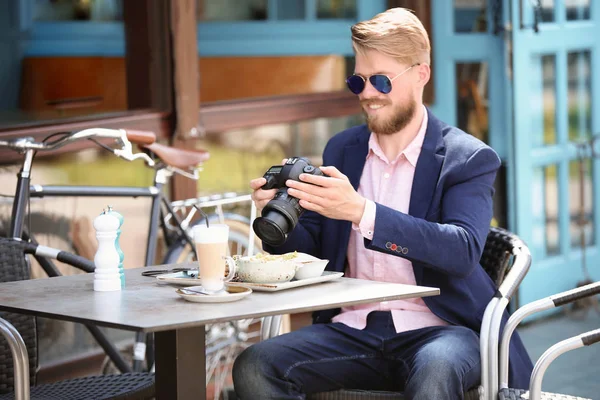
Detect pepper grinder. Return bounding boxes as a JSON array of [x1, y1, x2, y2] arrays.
[[106, 205, 125, 288], [93, 209, 121, 292]]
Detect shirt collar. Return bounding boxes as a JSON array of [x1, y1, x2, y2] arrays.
[[366, 105, 428, 167]]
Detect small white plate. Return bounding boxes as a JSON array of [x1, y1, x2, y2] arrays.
[[176, 285, 252, 303]]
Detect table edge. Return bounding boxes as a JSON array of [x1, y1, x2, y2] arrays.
[[0, 287, 440, 332]]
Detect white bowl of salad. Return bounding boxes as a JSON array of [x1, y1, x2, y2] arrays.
[[234, 252, 300, 283]]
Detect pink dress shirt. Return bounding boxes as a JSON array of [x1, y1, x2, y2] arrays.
[[332, 106, 449, 332]]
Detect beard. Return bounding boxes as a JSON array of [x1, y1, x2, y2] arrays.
[[362, 97, 417, 136]]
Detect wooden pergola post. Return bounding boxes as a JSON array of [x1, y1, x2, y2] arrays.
[[123, 0, 200, 201], [169, 0, 202, 201], [123, 0, 173, 112]]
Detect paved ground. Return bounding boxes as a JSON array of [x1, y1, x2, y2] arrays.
[[518, 310, 600, 399]]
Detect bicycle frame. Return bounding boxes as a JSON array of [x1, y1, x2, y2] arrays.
[[9, 149, 197, 265]]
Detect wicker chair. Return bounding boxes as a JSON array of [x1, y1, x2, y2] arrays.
[[303, 226, 529, 400], [301, 227, 600, 400], [0, 238, 155, 400]]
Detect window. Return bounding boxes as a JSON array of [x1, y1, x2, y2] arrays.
[[196, 0, 358, 21], [454, 0, 487, 33], [33, 0, 124, 21]]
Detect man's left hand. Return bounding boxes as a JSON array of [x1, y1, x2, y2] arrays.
[[286, 166, 366, 225]]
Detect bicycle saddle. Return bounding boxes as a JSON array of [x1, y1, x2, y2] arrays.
[[141, 142, 210, 169]]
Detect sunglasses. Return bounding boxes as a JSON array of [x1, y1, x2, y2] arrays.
[[346, 63, 420, 95]]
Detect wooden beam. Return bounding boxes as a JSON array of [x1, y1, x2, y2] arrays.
[[0, 111, 170, 165], [199, 90, 361, 133], [0, 83, 364, 160], [0, 89, 362, 165]]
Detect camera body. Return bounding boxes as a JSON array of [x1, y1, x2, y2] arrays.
[[252, 157, 324, 246]]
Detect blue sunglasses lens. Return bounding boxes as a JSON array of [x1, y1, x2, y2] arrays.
[[346, 75, 365, 95], [346, 75, 393, 95], [370, 75, 392, 94]]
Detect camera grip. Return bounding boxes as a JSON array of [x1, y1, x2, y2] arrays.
[[262, 175, 278, 190]]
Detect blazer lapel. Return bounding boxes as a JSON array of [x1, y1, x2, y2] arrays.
[[343, 127, 370, 190], [337, 126, 370, 264], [409, 110, 446, 284], [408, 109, 445, 220]]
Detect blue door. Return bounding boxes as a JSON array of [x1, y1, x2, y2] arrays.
[[510, 0, 600, 307]]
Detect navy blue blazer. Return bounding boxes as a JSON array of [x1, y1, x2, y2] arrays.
[[264, 109, 534, 389]]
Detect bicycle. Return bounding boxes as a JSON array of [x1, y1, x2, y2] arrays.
[[0, 128, 263, 399]]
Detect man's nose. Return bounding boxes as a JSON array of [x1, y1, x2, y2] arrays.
[[359, 78, 380, 98]]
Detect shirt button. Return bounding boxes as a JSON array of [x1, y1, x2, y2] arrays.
[[384, 173, 390, 179], [367, 230, 373, 236]]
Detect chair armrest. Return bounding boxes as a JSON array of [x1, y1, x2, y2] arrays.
[[499, 281, 600, 389], [497, 243, 531, 299], [481, 243, 532, 400], [0, 317, 30, 400], [529, 328, 600, 400], [480, 296, 501, 400]]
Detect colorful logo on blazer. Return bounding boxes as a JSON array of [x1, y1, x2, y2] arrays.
[[385, 242, 408, 254]]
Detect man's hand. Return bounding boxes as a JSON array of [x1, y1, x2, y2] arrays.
[[250, 159, 286, 213], [286, 166, 366, 224], [250, 177, 276, 214]]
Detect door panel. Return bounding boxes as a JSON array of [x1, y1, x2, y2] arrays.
[[511, 0, 600, 307]]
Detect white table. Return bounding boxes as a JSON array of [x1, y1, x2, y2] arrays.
[[0, 267, 439, 399]]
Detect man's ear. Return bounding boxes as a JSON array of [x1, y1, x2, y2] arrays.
[[417, 63, 431, 88]]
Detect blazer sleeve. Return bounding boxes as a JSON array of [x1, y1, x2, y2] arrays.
[[262, 208, 323, 256], [364, 145, 501, 278]]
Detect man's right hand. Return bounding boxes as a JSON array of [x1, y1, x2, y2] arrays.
[[250, 177, 277, 214], [250, 159, 286, 214]]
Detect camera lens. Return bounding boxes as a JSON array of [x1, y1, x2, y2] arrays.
[[253, 163, 314, 246], [253, 211, 290, 246]]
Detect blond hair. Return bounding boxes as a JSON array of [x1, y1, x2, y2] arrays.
[[351, 8, 431, 66]]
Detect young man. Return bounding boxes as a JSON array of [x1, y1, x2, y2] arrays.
[[233, 8, 533, 399]]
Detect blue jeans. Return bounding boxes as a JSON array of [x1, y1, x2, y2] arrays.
[[232, 311, 480, 400]]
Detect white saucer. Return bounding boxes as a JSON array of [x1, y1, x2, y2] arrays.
[[176, 285, 252, 303]]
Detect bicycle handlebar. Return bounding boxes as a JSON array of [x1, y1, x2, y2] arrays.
[[0, 128, 203, 180], [0, 128, 157, 166]]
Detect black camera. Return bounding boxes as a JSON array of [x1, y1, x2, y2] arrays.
[[252, 157, 324, 246]]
